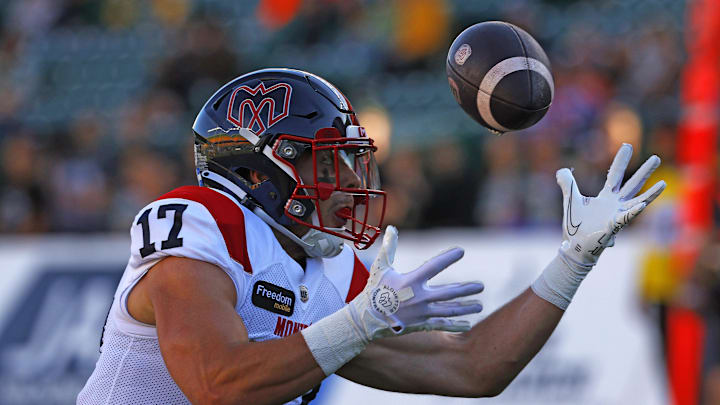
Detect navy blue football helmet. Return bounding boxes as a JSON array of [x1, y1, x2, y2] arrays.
[[193, 68, 385, 255]]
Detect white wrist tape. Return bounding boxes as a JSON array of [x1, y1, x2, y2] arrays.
[[300, 306, 368, 375], [531, 251, 593, 310]]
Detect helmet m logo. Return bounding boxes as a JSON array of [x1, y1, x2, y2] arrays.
[[227, 82, 293, 135]]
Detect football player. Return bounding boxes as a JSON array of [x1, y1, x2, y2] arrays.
[[78, 68, 666, 405]]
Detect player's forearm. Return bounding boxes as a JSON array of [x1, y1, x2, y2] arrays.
[[337, 331, 482, 396], [163, 333, 325, 405], [461, 287, 562, 395], [335, 289, 561, 398]]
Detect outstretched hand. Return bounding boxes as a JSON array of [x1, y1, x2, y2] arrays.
[[349, 226, 484, 340], [557, 143, 666, 266]]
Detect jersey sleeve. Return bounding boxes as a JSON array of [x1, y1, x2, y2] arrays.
[[127, 191, 249, 299]]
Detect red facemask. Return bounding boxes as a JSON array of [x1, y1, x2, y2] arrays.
[[271, 127, 386, 249]]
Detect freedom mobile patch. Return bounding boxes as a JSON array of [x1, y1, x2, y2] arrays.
[[252, 281, 295, 316]]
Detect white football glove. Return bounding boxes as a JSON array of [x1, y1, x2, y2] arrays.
[[347, 225, 485, 339], [302, 226, 484, 375], [558, 143, 666, 266], [532, 143, 666, 309]]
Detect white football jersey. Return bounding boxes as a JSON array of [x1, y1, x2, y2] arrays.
[[78, 186, 369, 405]]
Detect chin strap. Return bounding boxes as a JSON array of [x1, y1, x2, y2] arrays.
[[252, 209, 344, 258], [199, 170, 344, 258], [302, 211, 345, 257]]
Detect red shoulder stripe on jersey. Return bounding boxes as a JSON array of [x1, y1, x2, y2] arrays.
[[346, 253, 369, 303], [157, 186, 253, 274]]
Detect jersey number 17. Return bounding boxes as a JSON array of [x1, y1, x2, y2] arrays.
[[136, 204, 188, 258]]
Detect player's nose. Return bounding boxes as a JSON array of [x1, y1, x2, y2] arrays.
[[338, 160, 361, 189]]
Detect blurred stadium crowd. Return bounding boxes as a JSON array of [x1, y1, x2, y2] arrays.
[[0, 0, 684, 233], [2, 0, 720, 402]]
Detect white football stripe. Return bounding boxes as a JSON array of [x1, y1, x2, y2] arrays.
[[476, 57, 554, 132]]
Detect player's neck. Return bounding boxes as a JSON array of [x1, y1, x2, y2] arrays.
[[271, 228, 308, 271]]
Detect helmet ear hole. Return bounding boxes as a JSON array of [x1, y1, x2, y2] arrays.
[[247, 169, 270, 185], [233, 167, 251, 183]]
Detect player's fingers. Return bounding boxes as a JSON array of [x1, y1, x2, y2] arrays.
[[425, 281, 484, 301], [371, 225, 398, 274], [613, 202, 647, 232], [556, 168, 583, 202], [425, 318, 472, 333], [408, 247, 464, 283], [604, 143, 633, 192], [427, 300, 483, 317], [619, 155, 661, 199], [621, 180, 666, 209]]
